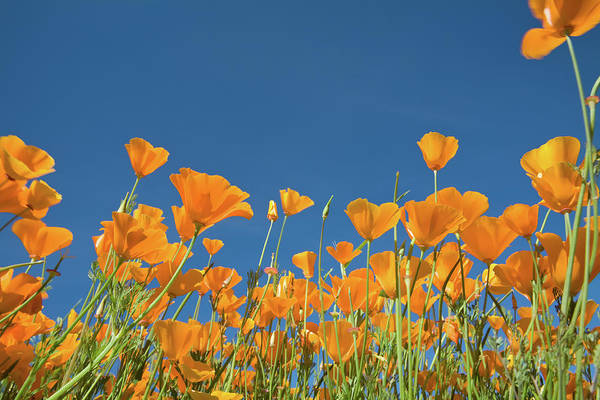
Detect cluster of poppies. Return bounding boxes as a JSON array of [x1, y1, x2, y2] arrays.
[[1, 1, 600, 398]]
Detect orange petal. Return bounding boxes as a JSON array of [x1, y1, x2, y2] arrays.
[[521, 28, 566, 59]]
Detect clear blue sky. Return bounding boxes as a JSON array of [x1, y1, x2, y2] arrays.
[[1, 1, 599, 318]]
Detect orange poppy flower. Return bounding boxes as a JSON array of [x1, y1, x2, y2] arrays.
[[319, 319, 366, 364], [14, 180, 62, 219], [132, 204, 168, 231], [171, 205, 197, 242], [263, 296, 297, 319], [335, 272, 380, 314], [537, 228, 600, 295], [154, 319, 195, 360], [400, 200, 464, 250], [155, 264, 205, 298], [0, 270, 44, 315], [488, 251, 537, 299], [12, 219, 73, 260], [203, 266, 242, 296], [520, 136, 580, 178], [180, 354, 215, 383], [326, 241, 362, 265], [369, 251, 431, 299], [345, 198, 402, 241], [100, 212, 168, 262], [267, 200, 278, 221], [214, 289, 247, 315], [170, 168, 253, 229], [203, 238, 224, 256], [417, 132, 459, 171], [0, 135, 55, 181], [461, 216, 518, 264], [522, 0, 600, 59], [428, 242, 473, 293], [292, 251, 316, 279], [424, 187, 488, 231], [279, 188, 314, 216], [124, 138, 169, 178], [501, 203, 539, 238], [530, 162, 584, 214]]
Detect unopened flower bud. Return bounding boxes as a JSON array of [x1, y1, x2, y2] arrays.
[[322, 195, 333, 220], [267, 200, 278, 222], [95, 295, 108, 319]]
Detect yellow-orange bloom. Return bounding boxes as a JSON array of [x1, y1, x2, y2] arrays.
[[12, 219, 73, 260], [520, 136, 580, 178], [400, 200, 464, 249], [488, 251, 537, 299], [326, 241, 362, 265], [537, 228, 600, 295], [0, 135, 55, 181], [501, 204, 539, 238], [100, 212, 168, 262], [18, 180, 62, 219], [279, 188, 314, 216], [370, 251, 431, 298], [425, 187, 488, 231], [202, 238, 224, 256], [124, 138, 169, 178], [461, 216, 517, 264], [170, 168, 253, 229], [292, 250, 316, 279], [522, 0, 600, 59], [267, 200, 278, 221], [417, 132, 459, 171], [319, 319, 367, 364], [154, 319, 195, 360], [345, 198, 402, 241], [531, 162, 584, 214], [171, 205, 197, 242]]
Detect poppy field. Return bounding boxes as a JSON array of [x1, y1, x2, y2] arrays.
[[2, 2, 600, 400]]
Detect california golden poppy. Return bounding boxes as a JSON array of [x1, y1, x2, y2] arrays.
[[530, 162, 584, 214], [100, 212, 168, 262], [345, 198, 402, 241], [132, 204, 168, 232], [292, 251, 316, 279], [326, 241, 362, 265], [0, 135, 55, 181], [400, 200, 464, 249], [279, 188, 314, 216], [170, 168, 253, 229], [461, 216, 518, 264], [124, 138, 169, 178], [369, 251, 431, 298], [520, 136, 580, 178], [0, 270, 43, 315], [501, 203, 539, 238], [522, 0, 600, 59], [12, 219, 73, 260], [202, 238, 224, 256], [488, 251, 536, 299], [424, 187, 488, 231], [154, 319, 195, 360], [417, 132, 459, 171], [319, 319, 366, 364], [171, 205, 197, 242], [203, 266, 242, 295], [537, 228, 600, 295], [18, 180, 62, 219]]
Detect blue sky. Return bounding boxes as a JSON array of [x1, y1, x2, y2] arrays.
[[1, 1, 599, 318]]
